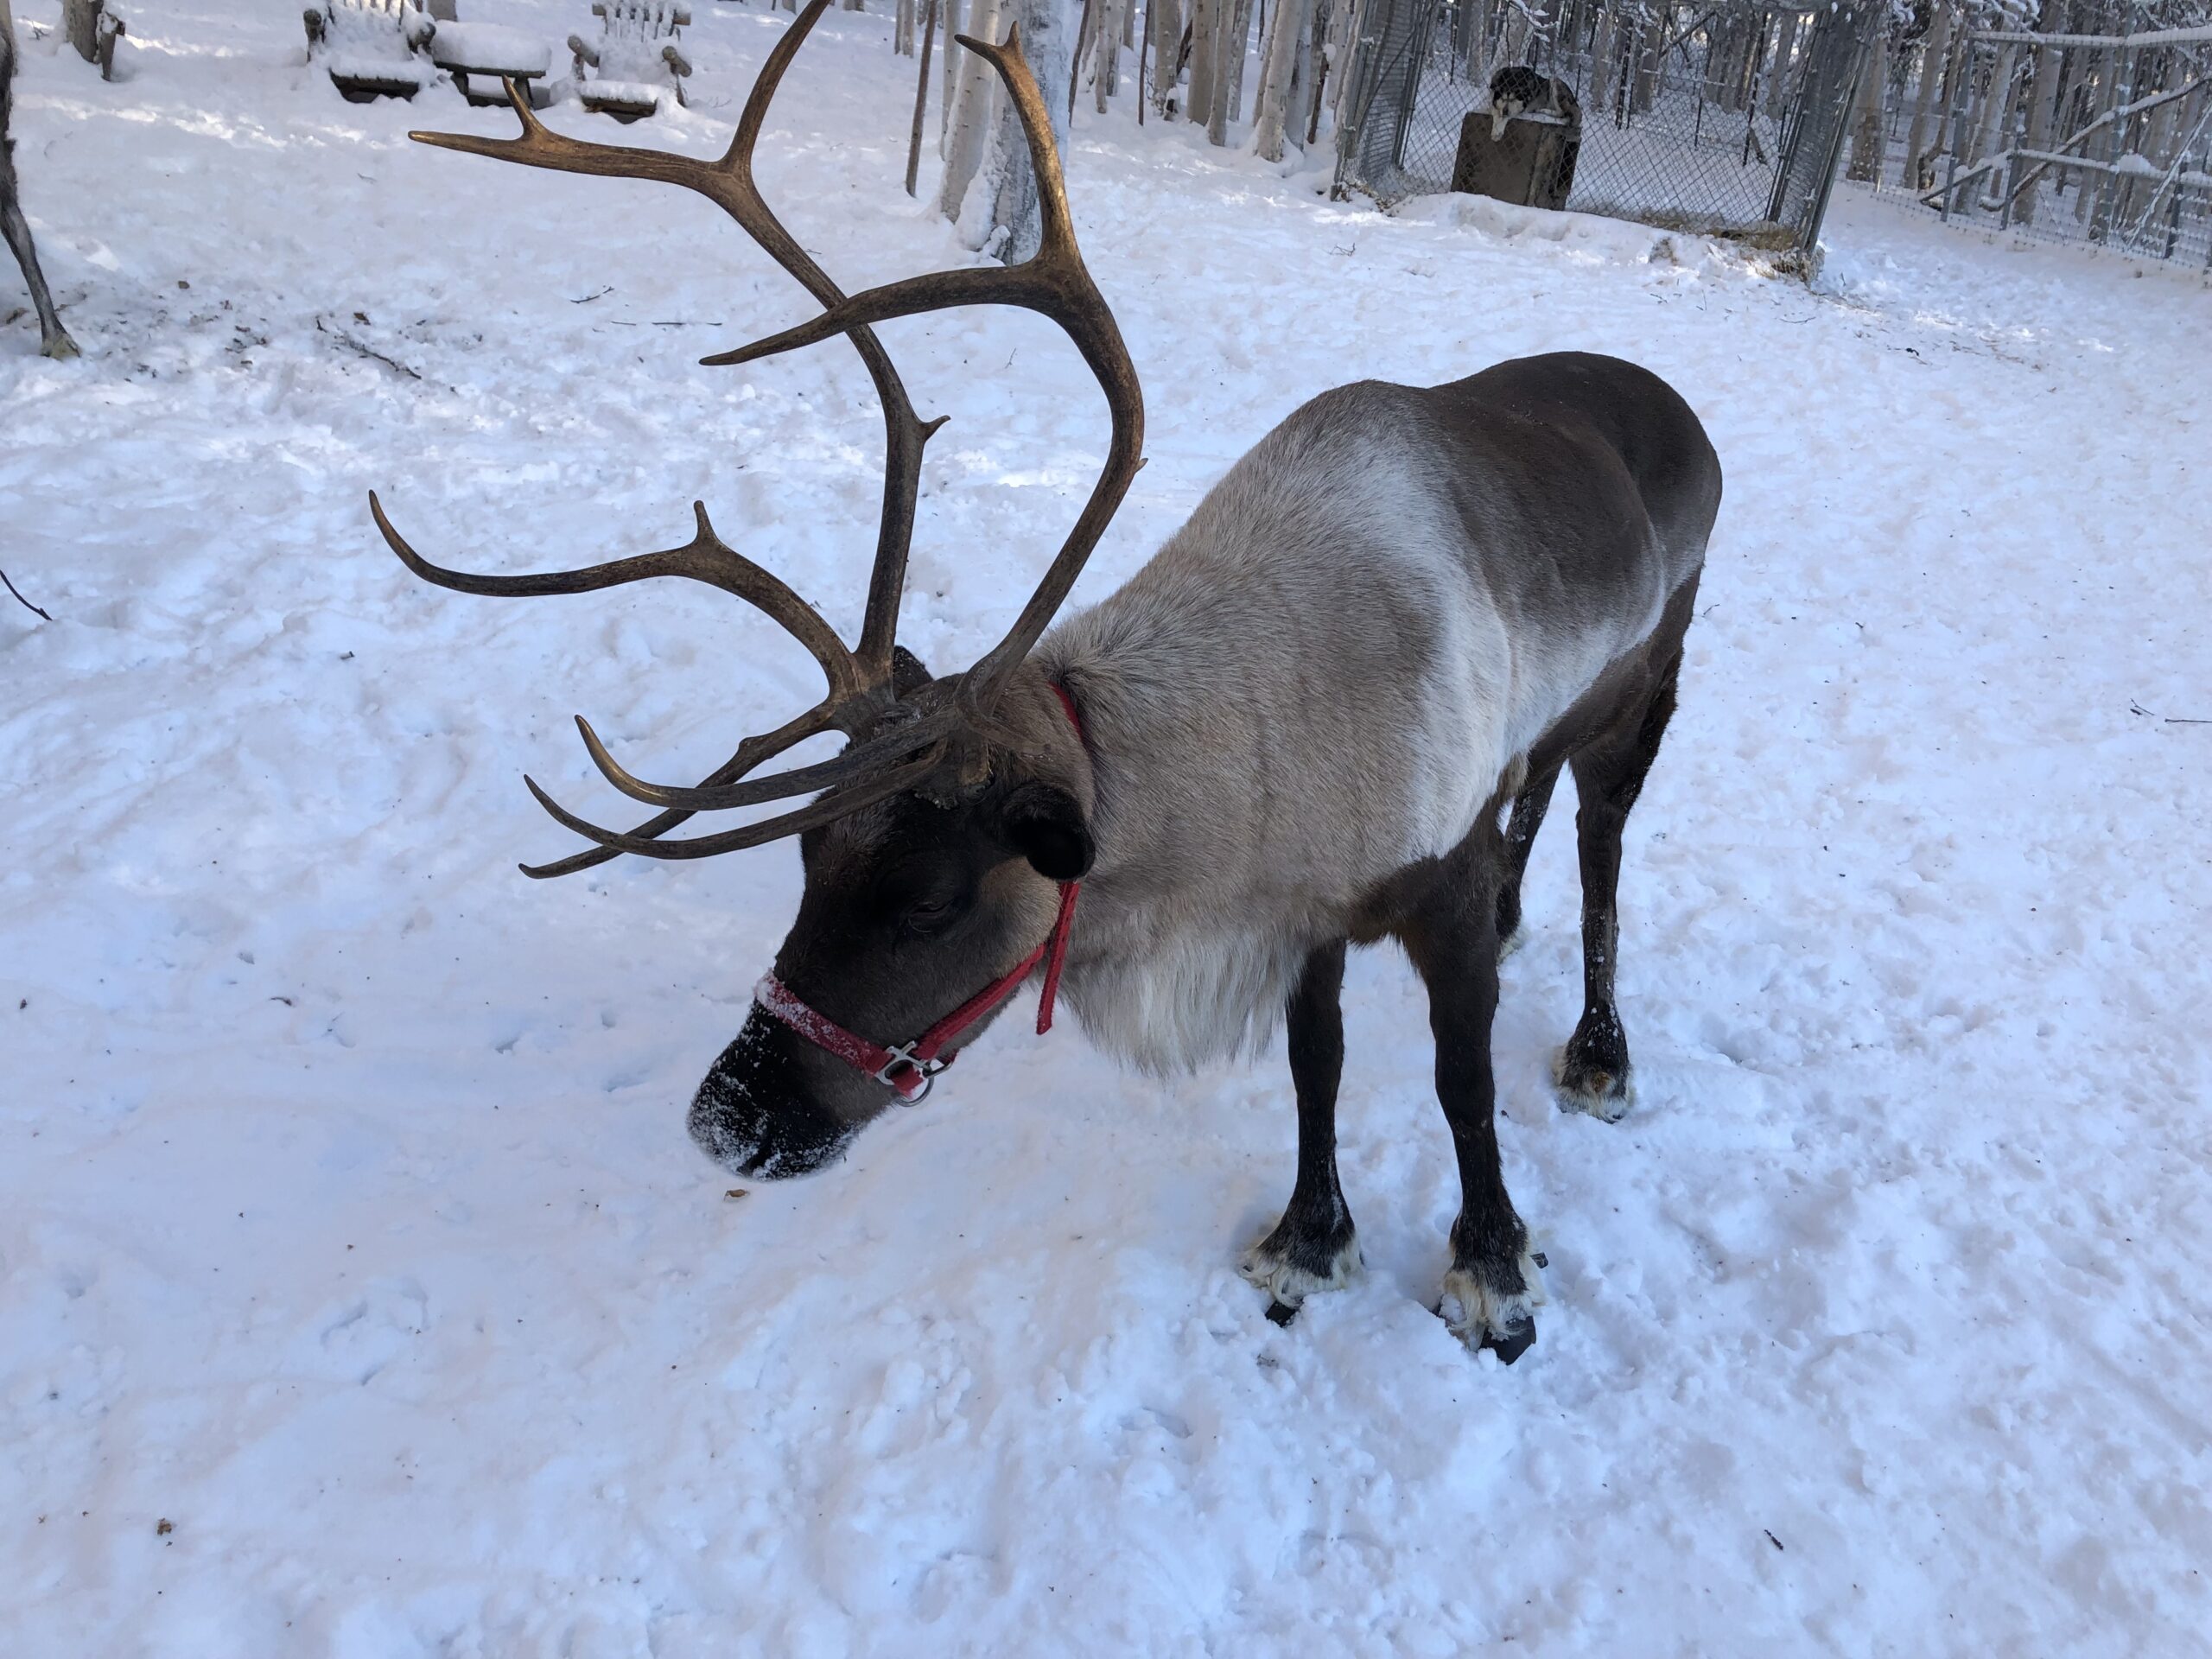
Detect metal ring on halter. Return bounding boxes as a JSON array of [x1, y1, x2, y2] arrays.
[[874, 1043, 948, 1103]]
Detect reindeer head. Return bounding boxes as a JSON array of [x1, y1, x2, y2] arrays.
[[373, 3, 1141, 1179]]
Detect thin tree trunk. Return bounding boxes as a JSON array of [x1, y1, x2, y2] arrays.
[[2015, 2, 2066, 226], [1846, 24, 1887, 182], [1188, 0, 1218, 120], [1903, 5, 1955, 189], [1287, 0, 1322, 144], [976, 0, 1073, 259], [1207, 0, 1253, 144], [1586, 3, 1616, 113], [1967, 44, 2019, 169], [907, 0, 941, 193], [1070, 0, 1098, 118], [1764, 7, 1798, 119], [1252, 0, 1313, 159], [939, 0, 1004, 218], [1148, 0, 1181, 115], [939, 0, 966, 151], [1096, 0, 1124, 110]]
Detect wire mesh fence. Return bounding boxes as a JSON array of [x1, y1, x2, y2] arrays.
[[1335, 0, 1878, 257], [1842, 7, 2212, 272]]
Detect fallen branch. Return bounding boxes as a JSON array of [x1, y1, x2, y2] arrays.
[[315, 315, 423, 381], [3, 568, 53, 621]]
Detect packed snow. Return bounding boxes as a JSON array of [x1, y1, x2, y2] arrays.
[[4, 3, 2210, 1655]]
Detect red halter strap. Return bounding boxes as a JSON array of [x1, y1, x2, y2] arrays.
[[751, 684, 1086, 1104]]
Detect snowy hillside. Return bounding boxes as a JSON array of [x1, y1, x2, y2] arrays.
[[4, 3, 2210, 1655]]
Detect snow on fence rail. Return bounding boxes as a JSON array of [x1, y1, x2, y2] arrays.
[[1841, 3, 2212, 272]]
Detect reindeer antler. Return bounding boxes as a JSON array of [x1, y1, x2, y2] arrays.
[[374, 0, 1142, 875]]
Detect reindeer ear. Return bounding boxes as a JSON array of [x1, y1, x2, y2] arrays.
[[998, 780, 1094, 882], [890, 646, 934, 697]]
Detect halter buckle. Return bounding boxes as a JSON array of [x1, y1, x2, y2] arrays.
[[874, 1042, 948, 1104]]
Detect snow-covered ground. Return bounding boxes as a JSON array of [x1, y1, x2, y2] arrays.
[[5, 4, 2210, 1654]]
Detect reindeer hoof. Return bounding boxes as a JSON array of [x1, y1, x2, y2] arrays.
[[1482, 1314, 1538, 1364], [1240, 1223, 1361, 1310], [1439, 1253, 1547, 1359], [1553, 1046, 1634, 1122]]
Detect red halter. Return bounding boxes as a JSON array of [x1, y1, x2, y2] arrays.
[[750, 684, 1086, 1104]]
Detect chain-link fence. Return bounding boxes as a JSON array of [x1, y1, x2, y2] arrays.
[[1335, 1, 1878, 257], [1843, 7, 2212, 271]]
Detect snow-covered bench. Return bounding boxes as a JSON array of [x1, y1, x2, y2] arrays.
[[429, 19, 554, 108], [302, 0, 436, 102], [569, 2, 691, 123]]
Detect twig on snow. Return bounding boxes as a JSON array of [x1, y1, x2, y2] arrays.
[[2130, 700, 2209, 725], [315, 315, 423, 381], [2, 568, 53, 621]]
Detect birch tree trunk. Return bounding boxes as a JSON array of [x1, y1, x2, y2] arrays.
[[1967, 45, 2018, 169], [939, 0, 966, 149], [1764, 8, 1798, 118], [1206, 0, 1254, 144], [1147, 0, 1182, 112], [939, 0, 1004, 216], [1287, 0, 1322, 143], [1094, 0, 1123, 109], [2015, 2, 2065, 225], [897, 0, 916, 53], [1461, 0, 1492, 83], [1251, 0, 1313, 158], [1845, 25, 1887, 183], [1188, 0, 1219, 121], [1903, 5, 1954, 189], [969, 0, 1074, 260]]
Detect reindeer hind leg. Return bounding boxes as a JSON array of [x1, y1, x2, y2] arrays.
[[1554, 651, 1681, 1121], [1495, 760, 1561, 960], [0, 138, 79, 359]]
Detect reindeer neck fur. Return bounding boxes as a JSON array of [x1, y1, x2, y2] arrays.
[[1030, 357, 1717, 1076]]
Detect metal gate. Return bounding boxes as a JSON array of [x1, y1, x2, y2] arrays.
[[1335, 0, 1878, 259]]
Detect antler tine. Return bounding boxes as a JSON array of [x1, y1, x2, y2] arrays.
[[699, 24, 1146, 712], [372, 492, 864, 705], [386, 1, 950, 876], [408, 1, 940, 691], [517, 705, 834, 880], [523, 753, 943, 861], [575, 706, 958, 811]]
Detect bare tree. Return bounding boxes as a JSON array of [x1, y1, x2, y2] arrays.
[[950, 0, 1074, 260], [1188, 0, 1219, 120], [1091, 0, 1124, 111], [1252, 0, 1315, 159], [939, 0, 966, 148], [940, 0, 1005, 213], [1, 0, 79, 358], [1846, 17, 1889, 183], [1148, 0, 1183, 115], [1903, 4, 1956, 188], [1205, 0, 1254, 144]]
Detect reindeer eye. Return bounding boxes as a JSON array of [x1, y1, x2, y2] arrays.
[[904, 893, 962, 934]]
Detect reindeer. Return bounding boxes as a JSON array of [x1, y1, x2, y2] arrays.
[[1, 0, 79, 359], [373, 2, 1721, 1361]]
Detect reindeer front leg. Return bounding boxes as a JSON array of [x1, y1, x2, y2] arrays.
[[1404, 845, 1545, 1362], [1241, 939, 1361, 1321]]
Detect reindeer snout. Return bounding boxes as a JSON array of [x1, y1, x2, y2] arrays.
[[688, 1010, 859, 1181]]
